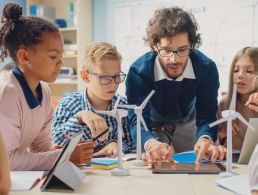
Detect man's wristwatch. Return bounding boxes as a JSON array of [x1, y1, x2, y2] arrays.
[[200, 136, 214, 144]]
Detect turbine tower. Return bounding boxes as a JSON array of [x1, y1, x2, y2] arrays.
[[96, 96, 130, 176]]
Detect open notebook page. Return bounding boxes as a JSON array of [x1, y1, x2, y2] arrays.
[[11, 171, 44, 191]]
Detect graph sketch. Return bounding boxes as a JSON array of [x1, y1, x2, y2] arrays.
[[114, 0, 258, 96]]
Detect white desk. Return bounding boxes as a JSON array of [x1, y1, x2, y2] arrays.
[[10, 163, 248, 195]]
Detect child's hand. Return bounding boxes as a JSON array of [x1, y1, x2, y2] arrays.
[[246, 92, 258, 112], [232, 122, 240, 135], [50, 144, 63, 151], [94, 142, 118, 156], [70, 141, 94, 164], [77, 111, 108, 141]]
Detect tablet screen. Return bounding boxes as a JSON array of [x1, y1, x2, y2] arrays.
[[152, 162, 225, 174]]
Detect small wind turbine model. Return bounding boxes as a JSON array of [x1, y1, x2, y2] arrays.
[[95, 96, 130, 176], [209, 84, 254, 177], [119, 90, 155, 166], [96, 96, 130, 176]]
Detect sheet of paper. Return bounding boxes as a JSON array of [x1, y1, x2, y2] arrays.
[[11, 171, 44, 191], [215, 174, 251, 195]]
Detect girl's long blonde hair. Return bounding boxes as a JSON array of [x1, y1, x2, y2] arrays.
[[226, 47, 258, 108]]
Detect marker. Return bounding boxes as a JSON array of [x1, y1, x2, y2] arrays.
[[92, 128, 111, 142]]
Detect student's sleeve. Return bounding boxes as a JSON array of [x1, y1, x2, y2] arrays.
[[125, 67, 155, 151], [52, 97, 92, 146], [0, 87, 60, 171], [249, 145, 258, 192], [195, 62, 219, 142], [30, 99, 54, 152], [121, 116, 135, 153]]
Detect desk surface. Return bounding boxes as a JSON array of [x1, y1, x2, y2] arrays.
[[10, 163, 248, 195]]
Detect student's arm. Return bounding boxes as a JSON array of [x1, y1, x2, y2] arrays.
[[9, 149, 60, 171], [0, 87, 60, 171], [30, 102, 54, 152], [252, 191, 258, 195], [0, 133, 11, 195], [52, 96, 92, 146]]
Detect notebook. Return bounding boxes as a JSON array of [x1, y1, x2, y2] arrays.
[[91, 158, 118, 170], [11, 171, 44, 191], [215, 174, 250, 195], [237, 118, 258, 164]]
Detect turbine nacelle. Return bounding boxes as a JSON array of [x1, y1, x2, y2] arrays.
[[221, 110, 237, 119]]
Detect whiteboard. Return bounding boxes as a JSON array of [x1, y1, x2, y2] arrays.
[[114, 0, 258, 97]]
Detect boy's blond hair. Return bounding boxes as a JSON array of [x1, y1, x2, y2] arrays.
[[83, 42, 122, 70]]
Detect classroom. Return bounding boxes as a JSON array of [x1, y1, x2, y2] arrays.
[[0, 0, 258, 195]]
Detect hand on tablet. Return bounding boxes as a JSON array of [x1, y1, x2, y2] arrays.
[[143, 140, 174, 165], [194, 138, 226, 163], [70, 141, 94, 164], [94, 142, 118, 156]]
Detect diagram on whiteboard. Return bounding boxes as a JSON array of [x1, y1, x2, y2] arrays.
[[115, 0, 258, 96]]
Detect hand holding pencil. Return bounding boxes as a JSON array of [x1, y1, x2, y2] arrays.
[[76, 110, 109, 141]]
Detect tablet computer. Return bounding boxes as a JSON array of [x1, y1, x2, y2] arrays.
[[152, 162, 225, 174], [40, 132, 83, 192], [238, 118, 258, 164]]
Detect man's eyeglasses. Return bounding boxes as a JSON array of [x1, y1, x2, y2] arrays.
[[157, 47, 192, 57], [87, 71, 126, 85]]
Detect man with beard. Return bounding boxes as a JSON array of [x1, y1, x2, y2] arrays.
[[126, 7, 226, 164]]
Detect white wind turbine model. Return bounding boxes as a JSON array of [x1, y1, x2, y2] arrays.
[[209, 84, 254, 177], [118, 90, 155, 166], [95, 96, 130, 176]]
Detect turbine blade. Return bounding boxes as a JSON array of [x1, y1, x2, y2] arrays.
[[140, 115, 148, 131], [118, 104, 136, 109], [141, 90, 155, 108], [229, 84, 237, 110], [236, 113, 255, 131], [114, 96, 121, 109], [209, 118, 228, 127]]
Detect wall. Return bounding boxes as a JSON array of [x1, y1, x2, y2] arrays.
[[93, 0, 258, 96]]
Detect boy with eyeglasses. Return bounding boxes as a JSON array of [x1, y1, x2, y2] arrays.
[[126, 7, 226, 164], [52, 42, 135, 156]]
